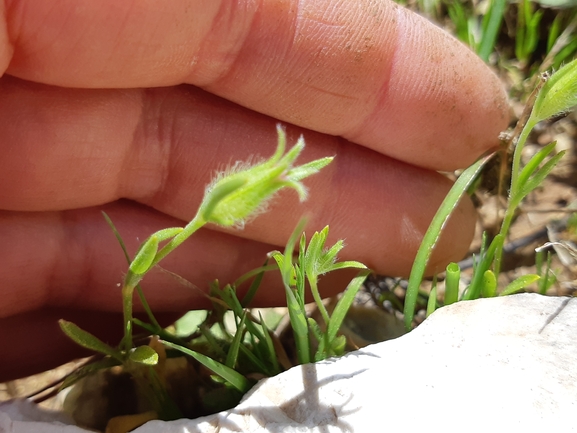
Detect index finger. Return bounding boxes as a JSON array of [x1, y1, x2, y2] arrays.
[[2, 0, 509, 170]]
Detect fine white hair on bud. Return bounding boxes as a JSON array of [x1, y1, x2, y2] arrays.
[[199, 124, 333, 228]]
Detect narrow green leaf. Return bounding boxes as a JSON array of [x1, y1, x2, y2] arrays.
[[308, 317, 324, 345], [161, 340, 252, 393], [258, 311, 279, 374], [237, 343, 271, 375], [478, 0, 507, 62], [239, 260, 269, 307], [129, 235, 159, 275], [426, 285, 438, 318], [404, 153, 493, 329], [328, 261, 368, 271], [225, 313, 246, 369], [546, 15, 562, 53], [304, 229, 325, 275], [519, 150, 565, 200], [279, 219, 307, 286], [536, 250, 557, 295], [59, 320, 121, 360], [154, 227, 184, 242], [286, 288, 311, 364], [59, 357, 121, 391], [516, 142, 557, 190], [199, 324, 228, 359], [500, 274, 540, 296], [102, 211, 131, 263], [463, 234, 504, 300], [297, 233, 308, 302], [326, 270, 370, 342], [317, 240, 345, 274]]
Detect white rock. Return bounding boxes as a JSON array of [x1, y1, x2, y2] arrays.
[[2, 293, 576, 432]]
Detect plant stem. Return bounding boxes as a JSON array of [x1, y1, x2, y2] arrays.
[[121, 214, 208, 352], [152, 214, 207, 266], [309, 277, 330, 325], [121, 284, 135, 352], [494, 116, 537, 277]]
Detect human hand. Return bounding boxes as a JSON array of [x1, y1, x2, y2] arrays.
[[0, 0, 508, 381]]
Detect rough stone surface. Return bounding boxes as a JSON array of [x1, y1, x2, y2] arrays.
[[2, 293, 576, 432]]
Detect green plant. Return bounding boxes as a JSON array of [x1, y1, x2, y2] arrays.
[[515, 0, 544, 66], [269, 223, 369, 364], [58, 125, 372, 420], [476, 0, 508, 62], [403, 58, 577, 329]]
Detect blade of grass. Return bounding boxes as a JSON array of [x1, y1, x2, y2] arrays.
[[326, 270, 370, 343], [257, 311, 280, 374], [404, 153, 493, 329], [478, 0, 507, 62], [161, 340, 252, 393], [500, 274, 540, 296], [225, 313, 247, 369], [463, 234, 504, 300], [426, 284, 438, 317], [238, 261, 275, 307]]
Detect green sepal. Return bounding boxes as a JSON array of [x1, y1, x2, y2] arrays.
[[200, 177, 247, 222], [288, 157, 334, 182], [426, 285, 438, 317], [532, 58, 577, 122]]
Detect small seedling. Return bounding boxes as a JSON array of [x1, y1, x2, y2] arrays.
[[58, 125, 370, 421]]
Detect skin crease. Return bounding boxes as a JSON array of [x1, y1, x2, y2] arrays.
[[0, 0, 509, 381]]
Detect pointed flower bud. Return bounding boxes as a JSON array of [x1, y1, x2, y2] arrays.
[[200, 124, 333, 228], [532, 58, 577, 122]]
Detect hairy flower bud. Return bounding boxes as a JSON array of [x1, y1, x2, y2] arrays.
[[532, 58, 577, 122], [200, 124, 333, 228]]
